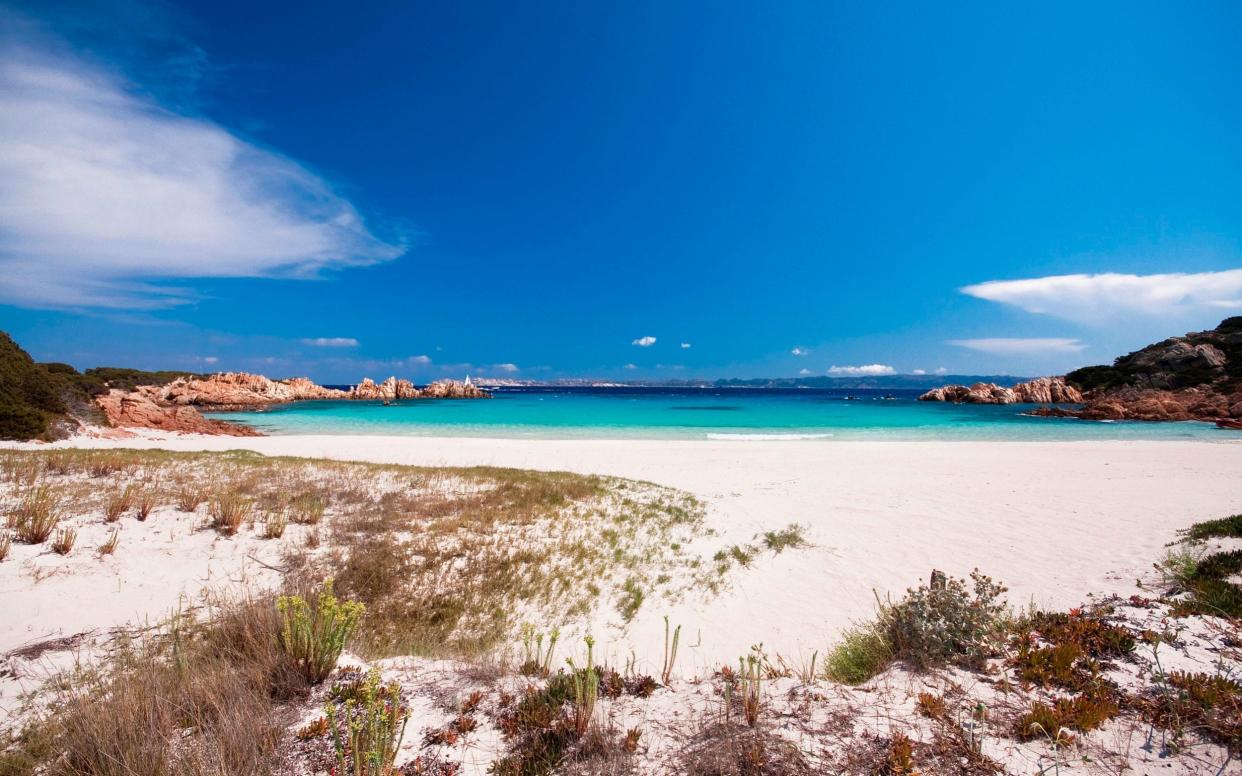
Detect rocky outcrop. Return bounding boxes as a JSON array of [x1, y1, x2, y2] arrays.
[[157, 372, 348, 407], [348, 377, 490, 400], [1041, 317, 1242, 424], [96, 389, 260, 436], [349, 377, 420, 400], [918, 376, 1082, 405]]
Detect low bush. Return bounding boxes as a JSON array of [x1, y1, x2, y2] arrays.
[[1182, 514, 1242, 541], [1140, 670, 1242, 750], [1015, 687, 1120, 740], [876, 570, 1008, 671]]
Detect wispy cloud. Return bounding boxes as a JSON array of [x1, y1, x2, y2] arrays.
[[962, 270, 1242, 323], [301, 337, 359, 347], [911, 369, 926, 375], [494, 363, 519, 372], [623, 363, 637, 370], [791, 347, 808, 356], [408, 354, 431, 364], [0, 23, 404, 310], [827, 364, 896, 376], [798, 368, 812, 375], [949, 337, 1086, 355], [680, 342, 691, 349], [631, 336, 657, 347]]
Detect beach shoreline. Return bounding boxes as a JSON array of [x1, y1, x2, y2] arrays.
[[7, 432, 1241, 672]]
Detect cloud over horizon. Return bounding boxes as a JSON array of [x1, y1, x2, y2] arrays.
[[631, 336, 656, 347], [301, 337, 359, 347], [962, 270, 1242, 323], [0, 24, 405, 310], [949, 337, 1086, 355], [827, 363, 896, 376]]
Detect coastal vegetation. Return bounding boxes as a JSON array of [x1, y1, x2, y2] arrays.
[[0, 448, 1239, 774]]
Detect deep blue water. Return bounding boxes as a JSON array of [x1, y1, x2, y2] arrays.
[[205, 386, 1231, 441]]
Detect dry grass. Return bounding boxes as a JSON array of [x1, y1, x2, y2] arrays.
[[97, 527, 120, 555], [9, 483, 61, 543], [0, 448, 707, 773], [103, 484, 135, 523], [50, 526, 76, 555], [209, 491, 253, 536], [0, 530, 12, 561], [0, 595, 304, 776]]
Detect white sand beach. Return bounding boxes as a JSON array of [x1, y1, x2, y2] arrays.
[[10, 433, 1241, 674]]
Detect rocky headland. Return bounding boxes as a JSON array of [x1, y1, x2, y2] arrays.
[[96, 372, 490, 435], [920, 317, 1242, 427]]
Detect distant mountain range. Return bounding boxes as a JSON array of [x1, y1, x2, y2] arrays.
[[475, 374, 1031, 390]]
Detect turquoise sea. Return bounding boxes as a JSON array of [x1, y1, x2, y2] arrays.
[[206, 387, 1230, 441]]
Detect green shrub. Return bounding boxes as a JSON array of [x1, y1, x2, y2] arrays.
[[1183, 514, 1242, 541], [824, 624, 892, 685], [876, 570, 1008, 671], [277, 579, 365, 683]]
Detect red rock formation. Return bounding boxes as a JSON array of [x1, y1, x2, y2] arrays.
[[157, 372, 347, 406], [96, 389, 259, 436], [918, 376, 1082, 405], [348, 377, 490, 400]]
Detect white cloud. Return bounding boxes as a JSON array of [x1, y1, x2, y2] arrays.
[[623, 363, 637, 370], [301, 337, 359, 348], [935, 367, 948, 375], [791, 347, 808, 356], [0, 31, 404, 309], [961, 270, 1242, 323], [827, 364, 896, 376], [202, 356, 218, 364], [948, 338, 1086, 355], [799, 368, 812, 375], [911, 369, 926, 375], [680, 342, 691, 349], [408, 354, 431, 364], [494, 363, 519, 372], [632, 336, 657, 347]]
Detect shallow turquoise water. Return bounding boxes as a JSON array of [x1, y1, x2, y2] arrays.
[[206, 387, 1230, 441]]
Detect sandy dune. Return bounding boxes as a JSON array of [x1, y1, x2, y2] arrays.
[[10, 433, 1241, 673]]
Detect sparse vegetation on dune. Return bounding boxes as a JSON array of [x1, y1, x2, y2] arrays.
[[2, 448, 1241, 774]]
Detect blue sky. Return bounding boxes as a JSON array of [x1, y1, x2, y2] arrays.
[[1, 1, 1240, 382]]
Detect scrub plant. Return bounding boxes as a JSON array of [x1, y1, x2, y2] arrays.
[[325, 668, 409, 776], [264, 509, 288, 539], [210, 492, 253, 536], [11, 484, 60, 543], [136, 491, 157, 521], [176, 484, 207, 512], [290, 493, 326, 525], [104, 485, 136, 523], [277, 578, 365, 683], [98, 527, 120, 556], [0, 531, 9, 561], [739, 646, 763, 727], [520, 624, 560, 677], [662, 616, 681, 685], [51, 526, 76, 555], [567, 636, 599, 737]]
